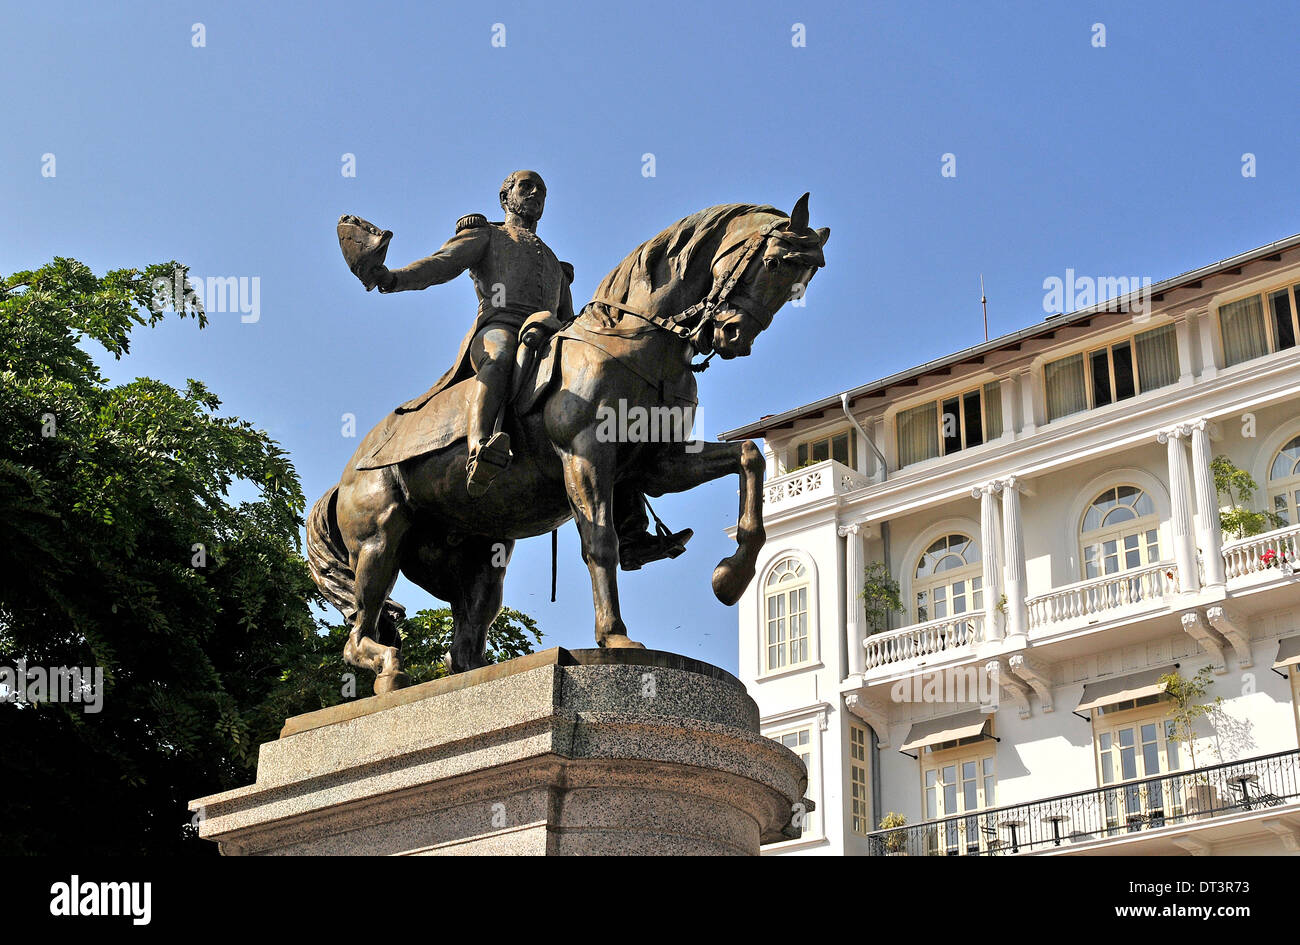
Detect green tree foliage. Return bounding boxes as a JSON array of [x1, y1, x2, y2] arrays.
[[1211, 455, 1282, 540], [859, 561, 902, 634], [262, 606, 542, 721], [0, 258, 541, 854], [1160, 666, 1222, 773], [0, 258, 321, 853]]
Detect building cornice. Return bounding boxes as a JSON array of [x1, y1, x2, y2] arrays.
[[720, 233, 1300, 442]]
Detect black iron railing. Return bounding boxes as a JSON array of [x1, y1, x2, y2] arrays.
[[866, 749, 1300, 856]]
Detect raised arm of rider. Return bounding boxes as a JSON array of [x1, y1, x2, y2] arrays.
[[377, 226, 490, 294]]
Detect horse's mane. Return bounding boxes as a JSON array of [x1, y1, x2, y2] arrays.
[[591, 203, 783, 313]]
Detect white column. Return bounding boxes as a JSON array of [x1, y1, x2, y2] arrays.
[[1017, 369, 1038, 436], [1159, 426, 1201, 593], [972, 482, 1005, 639], [999, 379, 1017, 441], [1173, 314, 1195, 387], [840, 522, 865, 676], [1001, 476, 1028, 641], [1194, 309, 1219, 380], [1191, 419, 1226, 585]]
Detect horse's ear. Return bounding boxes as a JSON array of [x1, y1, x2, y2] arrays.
[[790, 193, 810, 231], [816, 226, 830, 247]]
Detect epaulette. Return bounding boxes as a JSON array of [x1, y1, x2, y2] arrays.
[[456, 213, 489, 232], [560, 261, 575, 284]]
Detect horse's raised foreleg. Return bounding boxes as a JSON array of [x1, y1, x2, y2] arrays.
[[639, 439, 766, 605], [559, 435, 641, 649]]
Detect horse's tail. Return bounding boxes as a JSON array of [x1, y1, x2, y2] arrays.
[[306, 484, 407, 639], [306, 485, 358, 623]]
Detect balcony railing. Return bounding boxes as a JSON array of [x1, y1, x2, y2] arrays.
[[1026, 562, 1175, 631], [764, 459, 872, 513], [863, 613, 986, 671], [1223, 523, 1300, 580], [865, 749, 1300, 856]]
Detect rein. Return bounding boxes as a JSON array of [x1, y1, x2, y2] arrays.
[[586, 222, 784, 370]]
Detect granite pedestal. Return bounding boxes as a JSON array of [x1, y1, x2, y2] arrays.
[[190, 647, 811, 855]]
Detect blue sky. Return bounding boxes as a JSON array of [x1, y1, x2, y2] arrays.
[[4, 1, 1298, 674]]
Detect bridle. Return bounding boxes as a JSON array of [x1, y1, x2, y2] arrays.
[[586, 219, 812, 361]]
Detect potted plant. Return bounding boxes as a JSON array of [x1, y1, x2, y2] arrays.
[[878, 811, 908, 855], [1160, 667, 1223, 819], [860, 562, 902, 636], [1212, 455, 1283, 540]]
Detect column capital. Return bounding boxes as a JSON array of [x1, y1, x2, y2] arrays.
[[1157, 423, 1194, 443], [970, 480, 1003, 499], [837, 519, 874, 538], [1189, 417, 1221, 439]]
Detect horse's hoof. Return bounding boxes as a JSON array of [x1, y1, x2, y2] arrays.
[[600, 634, 646, 649], [373, 670, 411, 695], [712, 557, 755, 606]]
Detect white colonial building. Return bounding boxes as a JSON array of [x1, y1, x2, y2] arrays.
[[724, 232, 1300, 856]]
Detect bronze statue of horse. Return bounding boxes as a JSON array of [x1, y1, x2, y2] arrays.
[[306, 195, 829, 692]]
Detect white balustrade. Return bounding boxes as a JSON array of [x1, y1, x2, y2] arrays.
[[1222, 524, 1300, 580], [1026, 562, 1175, 630], [764, 460, 870, 510], [863, 613, 985, 670]]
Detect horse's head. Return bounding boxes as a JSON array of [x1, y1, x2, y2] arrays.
[[702, 193, 829, 360], [587, 195, 829, 361]]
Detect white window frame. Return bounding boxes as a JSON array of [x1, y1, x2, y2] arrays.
[[912, 533, 983, 624], [1042, 322, 1181, 421], [849, 723, 870, 837], [1216, 280, 1300, 368], [1079, 485, 1163, 580], [757, 553, 820, 679], [1290, 671, 1300, 748], [919, 738, 997, 855], [767, 721, 823, 845], [794, 427, 857, 472], [1092, 698, 1185, 830], [893, 381, 1003, 468], [1268, 433, 1300, 528]]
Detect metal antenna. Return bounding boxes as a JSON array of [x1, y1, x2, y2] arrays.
[[980, 274, 988, 342]]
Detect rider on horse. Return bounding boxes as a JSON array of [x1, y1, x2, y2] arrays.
[[362, 170, 691, 569]]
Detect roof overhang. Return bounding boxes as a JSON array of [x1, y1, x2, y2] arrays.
[[720, 232, 1300, 442]]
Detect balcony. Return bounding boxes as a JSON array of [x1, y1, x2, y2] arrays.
[[865, 749, 1300, 856], [764, 459, 872, 515], [863, 614, 986, 673], [1026, 562, 1177, 635], [1223, 523, 1300, 583]]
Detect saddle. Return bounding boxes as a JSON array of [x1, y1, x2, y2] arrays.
[[352, 312, 565, 471]]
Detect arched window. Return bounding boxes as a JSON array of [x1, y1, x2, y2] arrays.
[[764, 558, 810, 671], [1080, 486, 1161, 579], [1269, 435, 1300, 527], [914, 534, 982, 623]]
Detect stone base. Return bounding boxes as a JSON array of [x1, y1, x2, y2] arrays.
[[190, 648, 810, 855]]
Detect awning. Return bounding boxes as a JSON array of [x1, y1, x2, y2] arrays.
[[1273, 636, 1300, 672], [899, 709, 993, 757], [1074, 665, 1175, 717]]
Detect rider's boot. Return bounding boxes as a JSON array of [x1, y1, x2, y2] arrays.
[[466, 351, 514, 498], [614, 484, 693, 571]]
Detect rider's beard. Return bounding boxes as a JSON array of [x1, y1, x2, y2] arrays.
[[505, 195, 543, 226]]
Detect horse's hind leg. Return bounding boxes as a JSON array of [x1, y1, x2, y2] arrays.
[[338, 470, 412, 692], [444, 536, 514, 672]]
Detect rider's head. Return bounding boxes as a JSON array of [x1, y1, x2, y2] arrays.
[[500, 170, 547, 224]]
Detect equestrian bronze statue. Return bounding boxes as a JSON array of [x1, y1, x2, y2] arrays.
[[312, 175, 829, 693]]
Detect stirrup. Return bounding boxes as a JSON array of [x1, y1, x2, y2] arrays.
[[619, 526, 693, 571], [466, 432, 512, 497]]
